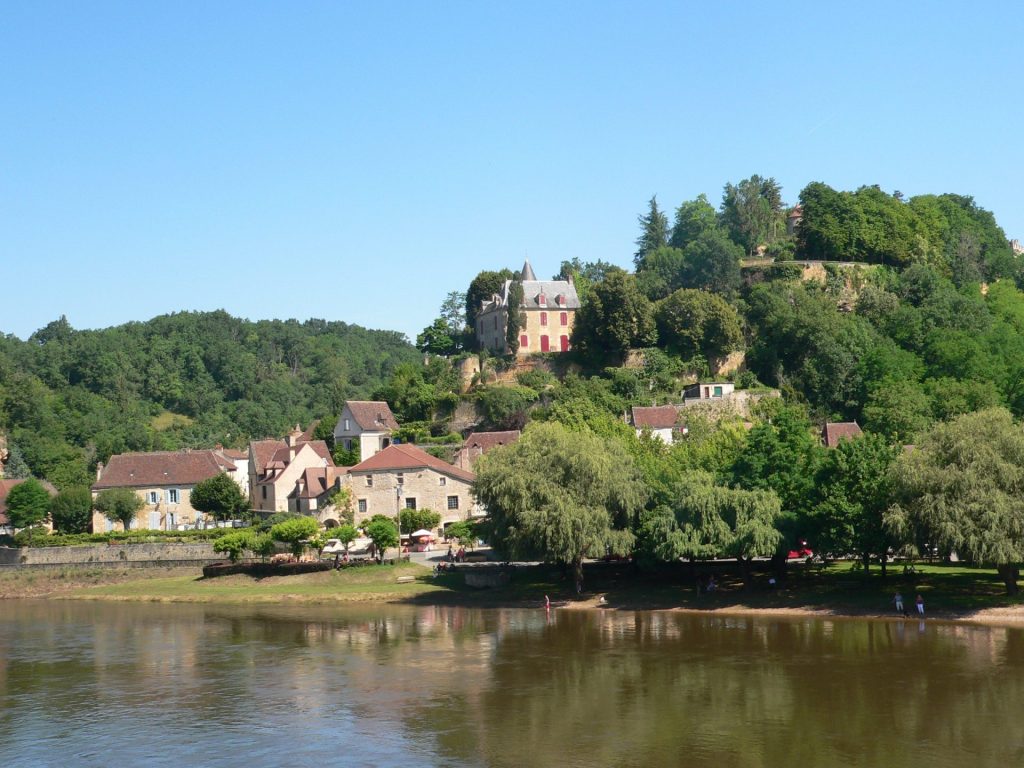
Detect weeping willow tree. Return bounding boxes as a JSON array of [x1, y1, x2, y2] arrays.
[[473, 422, 647, 589], [637, 472, 781, 587], [888, 407, 1024, 594]]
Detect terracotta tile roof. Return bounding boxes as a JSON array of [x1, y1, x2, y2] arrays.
[[823, 422, 863, 448], [350, 443, 475, 483], [463, 431, 521, 452], [0, 479, 57, 524], [93, 451, 229, 490], [345, 401, 399, 432], [294, 466, 348, 499], [250, 440, 286, 475], [632, 405, 682, 430], [219, 448, 249, 461]]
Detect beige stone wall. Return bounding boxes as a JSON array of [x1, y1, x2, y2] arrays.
[[90, 484, 204, 533], [476, 305, 508, 353], [0, 542, 219, 566], [517, 308, 573, 355], [347, 469, 476, 531]]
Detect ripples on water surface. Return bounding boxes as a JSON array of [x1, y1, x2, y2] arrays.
[[2, 601, 1023, 767]]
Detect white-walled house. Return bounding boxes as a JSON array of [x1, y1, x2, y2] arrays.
[[333, 401, 399, 462]]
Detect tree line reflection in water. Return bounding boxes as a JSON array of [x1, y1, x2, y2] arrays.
[[2, 602, 1023, 767]]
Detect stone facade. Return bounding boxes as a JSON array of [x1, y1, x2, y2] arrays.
[[0, 542, 220, 567], [475, 261, 579, 356], [345, 444, 479, 533]]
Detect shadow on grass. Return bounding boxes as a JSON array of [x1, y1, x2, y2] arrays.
[[398, 561, 1024, 617]]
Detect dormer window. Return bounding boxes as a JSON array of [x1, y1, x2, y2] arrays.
[[557, 293, 567, 306], [537, 293, 547, 306]]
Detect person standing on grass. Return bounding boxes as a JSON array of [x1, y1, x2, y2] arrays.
[[894, 591, 905, 616], [916, 594, 925, 617]]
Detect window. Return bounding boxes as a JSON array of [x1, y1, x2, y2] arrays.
[[560, 335, 570, 352], [396, 473, 404, 485], [405, 498, 417, 510], [439, 477, 446, 486], [365, 475, 373, 487], [344, 418, 350, 431], [557, 293, 567, 306], [540, 312, 548, 326], [343, 438, 353, 450], [538, 293, 547, 306], [147, 491, 160, 504], [713, 385, 723, 398], [560, 312, 568, 326], [447, 495, 459, 510], [168, 488, 179, 504], [540, 335, 550, 352], [519, 334, 528, 349], [358, 499, 367, 514]]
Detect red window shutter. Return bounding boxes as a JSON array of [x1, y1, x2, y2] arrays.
[[540, 312, 547, 326], [540, 335, 550, 352], [519, 334, 528, 349], [560, 335, 569, 352], [560, 312, 568, 326]]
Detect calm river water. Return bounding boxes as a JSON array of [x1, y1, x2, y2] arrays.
[[2, 601, 1023, 767]]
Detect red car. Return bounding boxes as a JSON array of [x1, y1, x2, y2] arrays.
[[787, 541, 814, 560]]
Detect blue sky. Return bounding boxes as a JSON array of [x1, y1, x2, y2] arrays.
[[3, 2, 1023, 342]]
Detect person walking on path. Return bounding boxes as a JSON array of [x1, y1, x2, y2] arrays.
[[894, 592, 905, 616], [916, 594, 925, 617]]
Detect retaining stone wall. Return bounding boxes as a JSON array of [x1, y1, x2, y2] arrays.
[[0, 542, 220, 567]]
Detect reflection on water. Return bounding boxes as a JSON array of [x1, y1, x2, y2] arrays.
[[2, 601, 1023, 767]]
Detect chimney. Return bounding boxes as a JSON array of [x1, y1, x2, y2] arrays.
[[96, 461, 104, 482]]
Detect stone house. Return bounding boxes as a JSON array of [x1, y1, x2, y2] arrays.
[[475, 260, 580, 356], [332, 401, 399, 462], [250, 427, 335, 514], [345, 443, 478, 533], [91, 449, 240, 532], [453, 430, 521, 471]]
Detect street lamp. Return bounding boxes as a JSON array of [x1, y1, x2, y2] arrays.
[[395, 484, 402, 562]]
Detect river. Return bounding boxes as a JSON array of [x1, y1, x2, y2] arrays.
[[1, 601, 1022, 767]]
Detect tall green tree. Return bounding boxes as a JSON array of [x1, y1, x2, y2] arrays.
[[731, 402, 821, 559], [654, 288, 743, 361], [637, 473, 781, 587], [49, 486, 93, 534], [680, 230, 743, 294], [634, 195, 669, 268], [721, 175, 785, 255], [810, 432, 900, 574], [571, 269, 656, 364], [670, 194, 719, 249], [93, 487, 144, 532], [5, 478, 51, 541], [505, 279, 526, 356], [473, 422, 648, 589], [889, 408, 1024, 594], [190, 472, 249, 522]]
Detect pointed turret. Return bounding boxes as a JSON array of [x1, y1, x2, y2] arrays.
[[520, 260, 537, 281]]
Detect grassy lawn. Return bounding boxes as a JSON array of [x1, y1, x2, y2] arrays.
[[63, 561, 445, 603], [6, 559, 1024, 620]]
